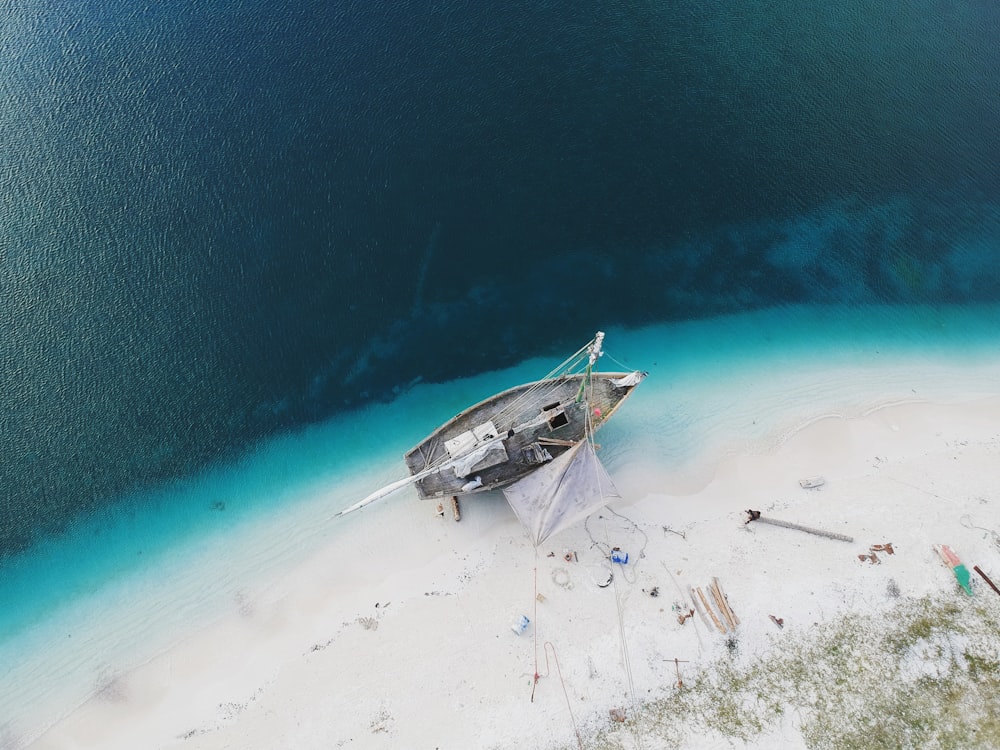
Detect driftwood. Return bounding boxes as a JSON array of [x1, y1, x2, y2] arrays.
[[745, 509, 854, 543], [451, 495, 461, 522]]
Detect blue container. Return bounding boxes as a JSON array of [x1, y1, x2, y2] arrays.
[[611, 549, 629, 565]]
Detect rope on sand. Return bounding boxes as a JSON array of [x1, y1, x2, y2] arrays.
[[602, 515, 646, 750], [584, 506, 649, 583], [532, 640, 583, 750], [532, 556, 540, 696], [961, 514, 1000, 552], [531, 553, 583, 749], [531, 388, 646, 748]]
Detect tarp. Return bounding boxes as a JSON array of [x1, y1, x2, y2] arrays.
[[502, 439, 620, 546], [451, 439, 508, 478]]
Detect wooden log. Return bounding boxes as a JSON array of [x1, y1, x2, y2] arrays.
[[451, 495, 461, 522], [723, 585, 740, 626], [745, 510, 854, 543], [715, 578, 739, 626], [711, 577, 740, 628], [688, 587, 710, 628], [697, 587, 727, 634], [689, 587, 711, 630], [708, 581, 732, 630]]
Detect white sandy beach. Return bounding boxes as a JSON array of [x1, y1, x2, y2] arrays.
[[28, 389, 1000, 750]]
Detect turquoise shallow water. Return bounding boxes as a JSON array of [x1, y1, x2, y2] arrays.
[[3, 303, 1000, 741]]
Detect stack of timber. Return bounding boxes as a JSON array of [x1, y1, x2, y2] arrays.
[[689, 577, 739, 634]]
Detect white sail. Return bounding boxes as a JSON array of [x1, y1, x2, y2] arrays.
[[502, 439, 620, 546]]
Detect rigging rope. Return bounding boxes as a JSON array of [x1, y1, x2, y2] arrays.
[[604, 350, 636, 374], [532, 641, 584, 750], [532, 549, 584, 749], [604, 511, 645, 750], [584, 508, 648, 584], [490, 343, 593, 428], [584, 377, 645, 749], [961, 514, 1000, 552], [530, 364, 643, 749], [532, 548, 540, 698]]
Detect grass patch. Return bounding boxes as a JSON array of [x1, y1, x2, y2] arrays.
[[557, 592, 1000, 750]]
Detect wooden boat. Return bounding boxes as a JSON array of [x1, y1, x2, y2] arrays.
[[339, 332, 646, 544]]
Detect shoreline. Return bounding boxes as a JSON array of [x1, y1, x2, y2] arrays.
[[27, 393, 1000, 749]]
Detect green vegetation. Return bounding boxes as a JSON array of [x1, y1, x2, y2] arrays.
[[559, 593, 1000, 750]]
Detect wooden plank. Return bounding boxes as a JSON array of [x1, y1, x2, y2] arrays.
[[697, 587, 726, 634], [712, 577, 740, 627], [709, 580, 736, 631], [689, 587, 711, 630]]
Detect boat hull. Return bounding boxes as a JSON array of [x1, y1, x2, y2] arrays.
[[403, 372, 639, 500]]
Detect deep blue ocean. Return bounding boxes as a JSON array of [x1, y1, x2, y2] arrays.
[[1, 0, 999, 735]]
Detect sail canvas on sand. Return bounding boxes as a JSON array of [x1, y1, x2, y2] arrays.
[[339, 332, 646, 545]]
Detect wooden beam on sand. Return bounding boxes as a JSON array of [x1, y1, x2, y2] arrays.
[[697, 587, 727, 634], [745, 509, 854, 543], [974, 566, 1000, 597], [711, 577, 739, 629], [689, 586, 711, 630], [709, 583, 734, 631]]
